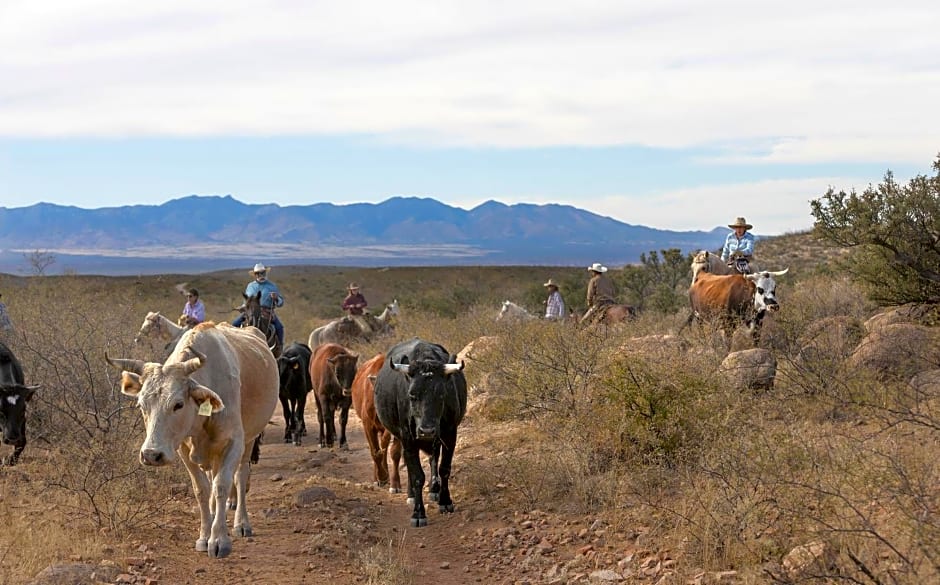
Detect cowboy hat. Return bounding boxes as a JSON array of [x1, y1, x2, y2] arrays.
[[251, 263, 270, 273], [587, 263, 608, 273], [543, 279, 559, 288], [347, 282, 360, 291], [728, 217, 753, 230]]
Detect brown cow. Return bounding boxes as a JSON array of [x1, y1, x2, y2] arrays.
[[351, 353, 402, 492], [684, 269, 788, 345], [309, 343, 360, 449]]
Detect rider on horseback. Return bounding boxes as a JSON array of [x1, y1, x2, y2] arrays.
[[720, 217, 756, 274], [232, 263, 285, 346], [579, 263, 616, 326]]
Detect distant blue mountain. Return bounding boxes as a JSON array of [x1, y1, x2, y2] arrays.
[[0, 195, 729, 275]]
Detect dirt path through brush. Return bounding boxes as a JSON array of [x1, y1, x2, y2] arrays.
[[123, 414, 504, 585]]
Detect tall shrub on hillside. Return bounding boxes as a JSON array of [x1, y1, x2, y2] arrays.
[[618, 248, 691, 313], [810, 155, 940, 305]]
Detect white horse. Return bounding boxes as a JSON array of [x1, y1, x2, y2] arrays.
[[690, 250, 733, 283], [496, 300, 538, 322], [134, 311, 187, 352]]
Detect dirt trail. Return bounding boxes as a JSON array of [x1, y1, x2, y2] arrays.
[[121, 414, 509, 585]]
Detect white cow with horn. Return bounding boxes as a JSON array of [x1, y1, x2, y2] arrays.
[[107, 322, 278, 559]]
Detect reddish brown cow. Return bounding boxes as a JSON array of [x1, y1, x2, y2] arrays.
[[685, 269, 788, 345], [351, 353, 402, 492], [309, 343, 360, 449]]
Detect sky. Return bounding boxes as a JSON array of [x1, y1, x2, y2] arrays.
[[1, 0, 937, 235]]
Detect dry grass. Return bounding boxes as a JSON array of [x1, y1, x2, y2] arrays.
[[1, 232, 938, 583]]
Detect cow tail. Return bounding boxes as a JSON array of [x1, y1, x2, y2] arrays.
[[250, 433, 263, 464]]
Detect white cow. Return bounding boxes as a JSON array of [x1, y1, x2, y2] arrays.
[[108, 322, 279, 558]]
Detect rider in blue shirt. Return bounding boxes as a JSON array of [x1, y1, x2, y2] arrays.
[[721, 217, 756, 266], [232, 263, 285, 345]]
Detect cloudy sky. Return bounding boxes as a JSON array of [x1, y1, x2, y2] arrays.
[[1, 0, 937, 234]]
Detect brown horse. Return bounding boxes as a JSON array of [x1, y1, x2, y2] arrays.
[[573, 303, 638, 326]]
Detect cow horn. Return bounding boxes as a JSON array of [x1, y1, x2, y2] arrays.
[[393, 363, 411, 374], [105, 353, 145, 374], [179, 348, 207, 376], [768, 268, 789, 277], [444, 361, 464, 374]]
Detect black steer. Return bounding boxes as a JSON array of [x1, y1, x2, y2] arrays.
[[373, 338, 467, 527], [277, 342, 313, 445], [0, 342, 38, 465]]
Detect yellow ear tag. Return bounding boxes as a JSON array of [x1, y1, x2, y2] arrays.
[[198, 400, 213, 417]]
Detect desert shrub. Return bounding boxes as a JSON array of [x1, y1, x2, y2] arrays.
[[7, 278, 181, 531]]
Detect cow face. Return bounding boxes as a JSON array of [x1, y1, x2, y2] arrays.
[[0, 384, 36, 444], [327, 352, 360, 397], [393, 359, 464, 440], [118, 359, 225, 466], [746, 269, 789, 314]]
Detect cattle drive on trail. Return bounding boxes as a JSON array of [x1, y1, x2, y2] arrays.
[[684, 268, 789, 347], [242, 291, 283, 358], [307, 299, 400, 350], [135, 311, 187, 357], [351, 353, 403, 492], [107, 322, 279, 559], [373, 338, 467, 527], [277, 342, 313, 446], [309, 343, 360, 449], [0, 341, 39, 465]]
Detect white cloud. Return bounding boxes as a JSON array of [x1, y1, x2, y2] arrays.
[[1, 1, 937, 164], [456, 176, 878, 235]]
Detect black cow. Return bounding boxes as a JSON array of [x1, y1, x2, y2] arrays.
[[374, 338, 467, 527], [0, 342, 38, 465], [277, 342, 313, 446]]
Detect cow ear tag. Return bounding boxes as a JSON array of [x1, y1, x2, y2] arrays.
[[198, 400, 213, 417]]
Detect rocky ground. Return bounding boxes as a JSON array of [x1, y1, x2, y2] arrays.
[[24, 414, 746, 585]]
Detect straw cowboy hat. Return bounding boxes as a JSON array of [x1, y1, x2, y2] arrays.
[[728, 217, 753, 230], [587, 263, 608, 273], [347, 282, 361, 291], [543, 279, 560, 288], [251, 263, 270, 274]]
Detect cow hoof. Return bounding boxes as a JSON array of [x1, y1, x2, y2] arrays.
[[406, 496, 415, 505], [429, 491, 440, 502], [411, 517, 428, 528], [283, 436, 292, 443], [227, 499, 237, 511], [389, 487, 401, 494], [234, 524, 252, 537], [195, 538, 208, 552], [293, 438, 302, 447], [208, 537, 232, 559], [439, 503, 455, 513], [340, 443, 349, 451]]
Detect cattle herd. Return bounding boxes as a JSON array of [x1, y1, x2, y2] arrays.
[[4, 311, 469, 560], [2, 255, 785, 559]]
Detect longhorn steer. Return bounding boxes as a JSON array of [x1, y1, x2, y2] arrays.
[[685, 269, 789, 345], [351, 353, 402, 491], [107, 322, 279, 559], [309, 343, 359, 449], [0, 342, 39, 465], [373, 338, 467, 527], [277, 342, 312, 445]]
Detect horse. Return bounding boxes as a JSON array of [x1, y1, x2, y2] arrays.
[[496, 300, 538, 322], [307, 300, 400, 350], [134, 311, 188, 356], [242, 291, 282, 358], [691, 250, 754, 283], [572, 303, 638, 327]]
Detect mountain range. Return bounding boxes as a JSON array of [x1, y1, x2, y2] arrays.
[[0, 195, 729, 275]]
